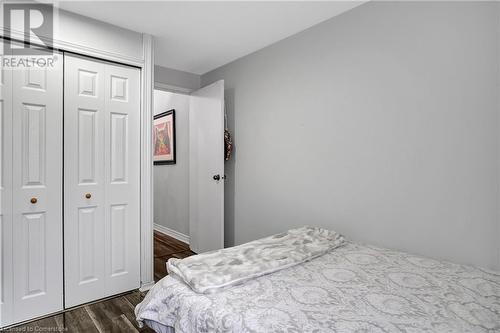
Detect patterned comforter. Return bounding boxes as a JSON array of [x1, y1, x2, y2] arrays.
[[136, 242, 500, 332]]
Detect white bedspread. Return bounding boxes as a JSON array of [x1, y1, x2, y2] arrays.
[[136, 242, 500, 332], [167, 226, 345, 294]]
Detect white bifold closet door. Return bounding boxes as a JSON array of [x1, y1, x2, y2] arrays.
[[64, 55, 141, 308], [1, 47, 64, 325]]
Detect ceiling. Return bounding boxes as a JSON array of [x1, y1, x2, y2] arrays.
[[57, 1, 364, 75]]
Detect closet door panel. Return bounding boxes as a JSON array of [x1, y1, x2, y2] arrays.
[[11, 52, 63, 322], [0, 41, 14, 327], [104, 64, 140, 295], [64, 55, 106, 308], [65, 55, 140, 307]]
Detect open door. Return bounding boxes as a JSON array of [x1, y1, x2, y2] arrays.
[[189, 80, 224, 253]]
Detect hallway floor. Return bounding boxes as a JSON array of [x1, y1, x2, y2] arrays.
[[154, 230, 195, 282]]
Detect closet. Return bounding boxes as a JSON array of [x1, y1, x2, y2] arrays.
[[1, 48, 141, 326]]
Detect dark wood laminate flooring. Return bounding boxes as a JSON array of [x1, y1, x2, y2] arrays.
[[154, 230, 195, 282], [4, 231, 195, 333], [2, 291, 154, 333]]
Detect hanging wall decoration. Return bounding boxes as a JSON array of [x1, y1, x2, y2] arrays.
[[224, 102, 233, 161], [153, 109, 176, 165]]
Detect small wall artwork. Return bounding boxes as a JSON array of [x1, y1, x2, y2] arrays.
[[153, 109, 176, 164]]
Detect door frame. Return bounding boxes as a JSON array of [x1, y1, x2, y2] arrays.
[[0, 33, 156, 292]]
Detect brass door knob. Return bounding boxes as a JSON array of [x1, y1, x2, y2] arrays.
[[85, 193, 92, 199], [30, 197, 38, 204]]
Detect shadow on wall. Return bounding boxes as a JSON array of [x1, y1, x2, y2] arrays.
[[224, 88, 236, 247]]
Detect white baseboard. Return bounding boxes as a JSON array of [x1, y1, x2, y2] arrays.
[[139, 281, 155, 292], [154, 223, 190, 245]]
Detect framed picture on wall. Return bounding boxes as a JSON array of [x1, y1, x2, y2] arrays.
[[153, 109, 176, 165]]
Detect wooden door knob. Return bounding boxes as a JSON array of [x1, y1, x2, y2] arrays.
[[85, 193, 92, 199], [30, 197, 38, 204]]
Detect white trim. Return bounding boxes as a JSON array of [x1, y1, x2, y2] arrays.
[[54, 38, 143, 67], [1, 28, 144, 67], [140, 34, 155, 290], [154, 82, 193, 95], [138, 281, 155, 292], [154, 224, 190, 245]]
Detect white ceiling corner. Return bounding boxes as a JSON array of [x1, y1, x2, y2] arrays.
[[57, 1, 364, 75]]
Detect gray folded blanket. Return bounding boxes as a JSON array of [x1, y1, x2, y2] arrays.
[[167, 226, 345, 293]]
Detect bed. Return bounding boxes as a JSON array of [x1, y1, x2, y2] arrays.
[[136, 228, 500, 333]]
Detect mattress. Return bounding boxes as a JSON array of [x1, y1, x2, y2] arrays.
[[136, 241, 500, 332]]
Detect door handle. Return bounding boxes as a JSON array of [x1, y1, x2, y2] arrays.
[[85, 193, 92, 199], [30, 197, 38, 204], [213, 174, 226, 181]]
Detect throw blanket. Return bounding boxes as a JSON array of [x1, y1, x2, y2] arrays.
[[167, 226, 345, 293]]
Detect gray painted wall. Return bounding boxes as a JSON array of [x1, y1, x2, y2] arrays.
[[155, 65, 201, 92], [153, 90, 190, 236], [202, 1, 500, 269]]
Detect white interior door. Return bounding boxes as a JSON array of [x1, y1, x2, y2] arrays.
[[103, 61, 141, 296], [12, 50, 64, 322], [189, 80, 225, 253], [64, 54, 140, 308], [64, 55, 106, 307]]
